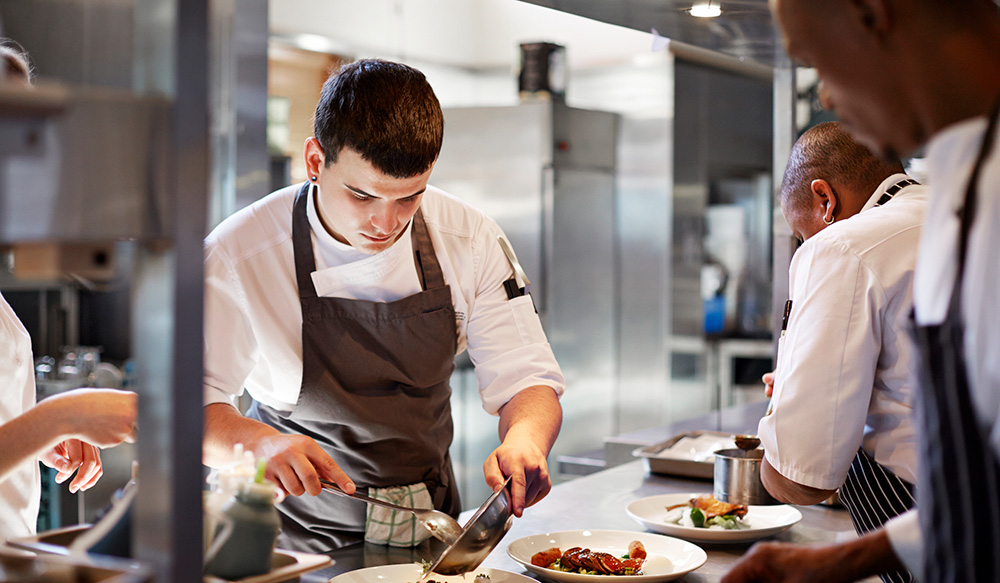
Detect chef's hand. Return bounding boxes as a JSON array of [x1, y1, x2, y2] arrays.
[[39, 439, 103, 493], [204, 403, 355, 498], [251, 433, 355, 497], [484, 433, 551, 517], [722, 529, 904, 583], [762, 371, 775, 398], [488, 385, 563, 517]]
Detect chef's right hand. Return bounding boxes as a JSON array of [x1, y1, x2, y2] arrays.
[[203, 403, 355, 497], [250, 433, 355, 497], [762, 371, 775, 398]]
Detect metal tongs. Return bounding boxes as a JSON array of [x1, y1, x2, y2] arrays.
[[319, 480, 463, 545]]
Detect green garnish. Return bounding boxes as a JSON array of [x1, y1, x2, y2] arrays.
[[254, 458, 267, 484]]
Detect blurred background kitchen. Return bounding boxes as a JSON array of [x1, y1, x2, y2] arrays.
[[0, 0, 830, 579]]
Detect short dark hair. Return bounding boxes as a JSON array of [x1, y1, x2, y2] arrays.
[[781, 121, 905, 210], [313, 59, 443, 178], [1, 38, 32, 84]]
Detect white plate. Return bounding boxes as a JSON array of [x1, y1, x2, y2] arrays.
[[506, 530, 706, 583], [626, 493, 802, 543], [329, 563, 536, 583]]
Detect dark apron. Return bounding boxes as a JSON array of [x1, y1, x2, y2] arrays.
[[248, 182, 461, 553], [837, 179, 920, 583], [910, 98, 1000, 583], [839, 449, 915, 583]]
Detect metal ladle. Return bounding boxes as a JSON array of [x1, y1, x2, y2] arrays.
[[320, 480, 463, 545], [733, 434, 761, 450]]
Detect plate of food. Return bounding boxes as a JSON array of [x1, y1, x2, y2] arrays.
[[626, 493, 802, 543], [506, 530, 706, 583], [328, 563, 535, 583]]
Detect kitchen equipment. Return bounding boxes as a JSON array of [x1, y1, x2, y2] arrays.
[[733, 434, 761, 450], [426, 476, 514, 576], [633, 431, 737, 479], [319, 480, 463, 545], [713, 448, 778, 505]]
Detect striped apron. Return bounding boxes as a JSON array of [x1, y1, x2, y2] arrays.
[[837, 179, 921, 583], [909, 97, 1000, 583]]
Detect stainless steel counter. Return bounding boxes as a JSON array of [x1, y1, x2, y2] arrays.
[[303, 402, 864, 583]]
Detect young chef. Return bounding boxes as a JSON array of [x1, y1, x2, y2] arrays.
[[1, 40, 138, 542], [202, 58, 565, 552], [760, 121, 925, 583], [723, 1, 1000, 582]]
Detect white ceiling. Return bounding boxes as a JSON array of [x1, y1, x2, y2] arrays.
[[269, 0, 656, 70]]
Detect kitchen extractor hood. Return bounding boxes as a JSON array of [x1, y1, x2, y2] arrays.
[[516, 0, 783, 66]]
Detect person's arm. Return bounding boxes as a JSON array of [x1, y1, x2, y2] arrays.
[[721, 527, 906, 583], [0, 388, 136, 486], [484, 385, 562, 517], [203, 402, 355, 497], [758, 241, 880, 496], [761, 456, 837, 505]]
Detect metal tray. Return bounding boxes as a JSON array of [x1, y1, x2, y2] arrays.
[[632, 430, 736, 479], [9, 525, 331, 583]]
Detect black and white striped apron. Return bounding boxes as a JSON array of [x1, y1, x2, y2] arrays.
[[909, 98, 1000, 583], [837, 178, 920, 583]]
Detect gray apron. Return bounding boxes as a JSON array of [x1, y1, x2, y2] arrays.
[[248, 182, 461, 553], [909, 97, 1000, 583]]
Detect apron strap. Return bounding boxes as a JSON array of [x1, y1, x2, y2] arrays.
[[292, 182, 319, 299], [291, 184, 447, 297], [410, 210, 447, 291]]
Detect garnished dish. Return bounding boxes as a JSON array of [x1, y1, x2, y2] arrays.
[[626, 493, 803, 544], [530, 540, 647, 576], [507, 529, 707, 583], [664, 495, 749, 530]]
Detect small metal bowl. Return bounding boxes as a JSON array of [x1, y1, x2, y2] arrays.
[[713, 448, 779, 506]]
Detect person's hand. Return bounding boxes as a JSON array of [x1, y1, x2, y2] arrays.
[[722, 532, 900, 583], [247, 432, 355, 498], [39, 439, 103, 493], [762, 371, 775, 398], [483, 433, 552, 517], [37, 388, 137, 447]]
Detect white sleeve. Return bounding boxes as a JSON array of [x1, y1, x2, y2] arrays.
[[758, 239, 882, 490], [464, 222, 565, 415], [203, 240, 258, 408], [884, 510, 922, 575]]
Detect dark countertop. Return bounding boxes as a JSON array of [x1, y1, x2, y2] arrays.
[[303, 401, 864, 583]]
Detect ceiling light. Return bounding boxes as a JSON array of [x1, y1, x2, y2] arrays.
[[690, 1, 722, 17]]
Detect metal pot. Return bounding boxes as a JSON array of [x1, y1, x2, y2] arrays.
[[713, 448, 779, 505]]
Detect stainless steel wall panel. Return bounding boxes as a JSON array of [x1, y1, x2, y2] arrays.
[[615, 116, 672, 433], [546, 166, 617, 454], [430, 103, 551, 304]]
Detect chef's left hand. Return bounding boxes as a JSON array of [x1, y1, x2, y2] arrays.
[[484, 434, 551, 517], [486, 385, 563, 517], [39, 439, 104, 493]]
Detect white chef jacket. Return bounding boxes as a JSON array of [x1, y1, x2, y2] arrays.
[[759, 174, 926, 491], [203, 183, 565, 415], [0, 292, 40, 540], [885, 108, 1000, 575]]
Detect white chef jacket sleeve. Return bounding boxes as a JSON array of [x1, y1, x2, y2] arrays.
[[203, 240, 259, 408], [884, 510, 922, 575], [758, 238, 882, 490], [463, 222, 565, 415]]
